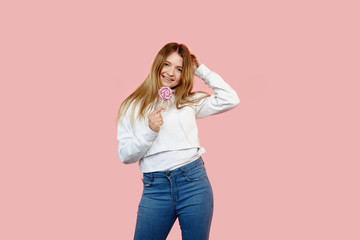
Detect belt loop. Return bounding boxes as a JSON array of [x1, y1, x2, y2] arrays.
[[180, 167, 186, 177], [150, 172, 154, 182]]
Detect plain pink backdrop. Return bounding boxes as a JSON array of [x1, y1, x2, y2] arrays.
[[1, 0, 359, 239]]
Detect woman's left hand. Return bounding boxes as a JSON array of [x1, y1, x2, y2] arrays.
[[191, 53, 202, 73]]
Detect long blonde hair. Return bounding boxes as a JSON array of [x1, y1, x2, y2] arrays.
[[117, 42, 209, 124]]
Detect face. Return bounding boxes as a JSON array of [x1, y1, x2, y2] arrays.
[[160, 51, 183, 88]]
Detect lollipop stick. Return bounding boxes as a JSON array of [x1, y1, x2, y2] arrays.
[[159, 99, 164, 114]]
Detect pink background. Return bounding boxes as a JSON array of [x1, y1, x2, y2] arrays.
[[1, 0, 359, 239]]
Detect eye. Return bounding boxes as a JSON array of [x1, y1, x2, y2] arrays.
[[164, 63, 169, 66], [178, 68, 182, 72]]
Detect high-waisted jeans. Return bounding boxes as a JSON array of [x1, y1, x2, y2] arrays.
[[134, 157, 214, 240]]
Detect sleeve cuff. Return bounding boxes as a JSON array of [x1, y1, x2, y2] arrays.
[[194, 64, 212, 79]]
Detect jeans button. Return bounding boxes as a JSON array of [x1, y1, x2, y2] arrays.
[[167, 172, 171, 176]]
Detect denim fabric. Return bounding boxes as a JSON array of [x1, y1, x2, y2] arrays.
[[134, 157, 214, 240]]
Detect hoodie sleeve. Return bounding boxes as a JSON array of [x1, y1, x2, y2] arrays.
[[117, 105, 158, 164], [193, 64, 240, 119]]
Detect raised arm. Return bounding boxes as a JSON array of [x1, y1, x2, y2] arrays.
[[193, 64, 240, 118]]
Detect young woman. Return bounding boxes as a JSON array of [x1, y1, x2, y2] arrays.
[[117, 42, 239, 240]]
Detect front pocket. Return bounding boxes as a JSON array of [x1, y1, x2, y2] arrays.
[[142, 177, 152, 187], [185, 165, 208, 182]]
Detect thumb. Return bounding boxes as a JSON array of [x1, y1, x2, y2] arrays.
[[155, 106, 164, 113]]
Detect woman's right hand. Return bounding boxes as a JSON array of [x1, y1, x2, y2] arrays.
[[191, 53, 202, 73], [148, 106, 164, 132]]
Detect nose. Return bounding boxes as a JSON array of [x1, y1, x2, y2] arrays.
[[167, 67, 175, 76]]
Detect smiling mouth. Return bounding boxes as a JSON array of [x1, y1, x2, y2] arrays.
[[162, 75, 174, 82]]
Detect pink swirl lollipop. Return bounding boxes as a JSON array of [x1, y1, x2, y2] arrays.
[[158, 87, 173, 104]]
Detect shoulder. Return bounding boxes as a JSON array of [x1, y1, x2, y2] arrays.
[[118, 100, 143, 125]]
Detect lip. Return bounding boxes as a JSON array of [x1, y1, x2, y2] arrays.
[[162, 75, 174, 83]]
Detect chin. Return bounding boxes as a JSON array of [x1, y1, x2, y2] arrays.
[[161, 81, 172, 88]]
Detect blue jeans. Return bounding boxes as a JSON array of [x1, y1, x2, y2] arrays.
[[134, 157, 214, 240]]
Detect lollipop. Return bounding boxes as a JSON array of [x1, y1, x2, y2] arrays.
[[158, 86, 173, 105]]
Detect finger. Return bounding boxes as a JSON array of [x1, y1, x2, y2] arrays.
[[150, 114, 159, 120], [152, 106, 163, 113], [152, 113, 160, 120], [155, 116, 163, 122], [155, 106, 164, 113], [149, 107, 163, 117], [155, 114, 163, 121], [150, 113, 160, 120]]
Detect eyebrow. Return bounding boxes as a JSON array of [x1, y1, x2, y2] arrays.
[[165, 61, 183, 68]]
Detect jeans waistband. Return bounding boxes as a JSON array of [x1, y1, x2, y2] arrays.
[[143, 157, 204, 179]]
